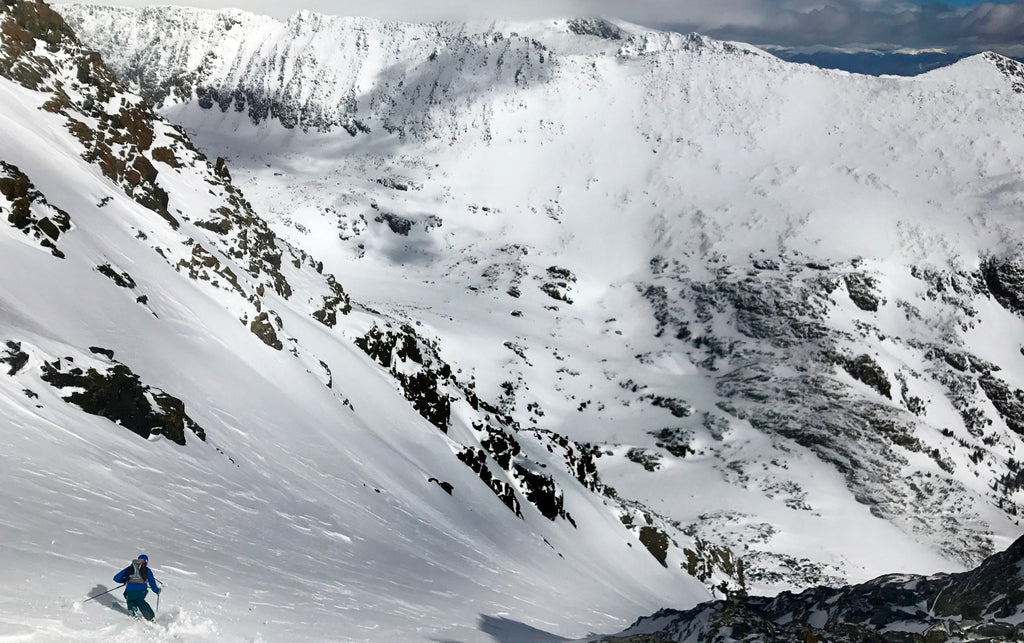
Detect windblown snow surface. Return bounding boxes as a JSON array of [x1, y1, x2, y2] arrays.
[[3, 3, 1024, 641]]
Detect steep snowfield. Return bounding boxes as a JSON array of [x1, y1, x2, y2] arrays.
[[0, 4, 711, 641]]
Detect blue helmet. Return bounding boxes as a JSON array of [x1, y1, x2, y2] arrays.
[[137, 554, 148, 562]]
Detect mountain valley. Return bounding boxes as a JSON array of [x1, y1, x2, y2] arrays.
[[2, 1, 1024, 639]]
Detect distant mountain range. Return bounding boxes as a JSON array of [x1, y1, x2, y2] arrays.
[[770, 48, 1024, 77]]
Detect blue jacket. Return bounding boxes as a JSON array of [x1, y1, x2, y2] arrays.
[[114, 565, 160, 593]]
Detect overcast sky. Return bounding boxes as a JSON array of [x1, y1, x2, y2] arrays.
[[78, 0, 1024, 53]]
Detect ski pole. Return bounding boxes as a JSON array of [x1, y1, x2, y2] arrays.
[[84, 583, 125, 602]]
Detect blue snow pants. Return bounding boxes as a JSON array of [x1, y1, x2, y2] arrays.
[[124, 589, 155, 621]]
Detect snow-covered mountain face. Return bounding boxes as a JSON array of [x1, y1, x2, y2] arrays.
[[0, 2, 720, 641], [8, 0, 1024, 638]]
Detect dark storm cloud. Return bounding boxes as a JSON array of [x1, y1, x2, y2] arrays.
[[58, 0, 1024, 51], [659, 1, 1024, 51]]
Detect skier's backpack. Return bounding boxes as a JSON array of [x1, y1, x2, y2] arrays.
[[126, 559, 149, 585]]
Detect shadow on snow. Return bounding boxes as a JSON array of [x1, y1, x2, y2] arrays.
[[85, 584, 130, 616], [434, 614, 573, 643]]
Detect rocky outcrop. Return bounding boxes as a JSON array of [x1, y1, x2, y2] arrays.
[[249, 311, 284, 351], [31, 348, 206, 445], [311, 275, 352, 327], [1, 340, 28, 375], [354, 322, 573, 518], [985, 52, 1024, 94], [539, 266, 576, 304], [982, 257, 1024, 317], [0, 160, 70, 258], [597, 533, 1024, 642], [0, 1, 176, 225], [355, 323, 453, 431]]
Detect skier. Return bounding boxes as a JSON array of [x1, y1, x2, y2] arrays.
[[113, 554, 161, 620]]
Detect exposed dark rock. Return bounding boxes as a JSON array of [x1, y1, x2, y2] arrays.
[[355, 324, 451, 432], [96, 263, 136, 289], [998, 459, 1024, 505], [982, 257, 1024, 317], [2, 340, 28, 375], [249, 311, 283, 350], [639, 525, 669, 567], [0, 161, 70, 258], [193, 83, 349, 132], [835, 353, 892, 399], [627, 447, 661, 471], [986, 52, 1024, 94], [342, 118, 371, 136], [374, 212, 413, 235], [355, 323, 598, 528], [512, 463, 566, 522], [0, 0, 77, 88], [540, 265, 576, 303], [312, 274, 351, 327], [178, 244, 243, 296], [567, 18, 623, 40], [683, 537, 747, 598], [428, 477, 454, 495], [213, 156, 231, 181], [534, 428, 603, 492], [644, 395, 691, 417], [40, 358, 205, 445], [151, 145, 180, 168], [926, 347, 998, 375], [193, 202, 292, 298], [649, 428, 694, 458], [479, 422, 521, 469], [88, 346, 114, 360], [456, 446, 521, 516], [375, 176, 413, 191], [844, 273, 882, 311]]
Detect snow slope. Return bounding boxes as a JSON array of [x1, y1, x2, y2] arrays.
[[0, 3, 712, 641]]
